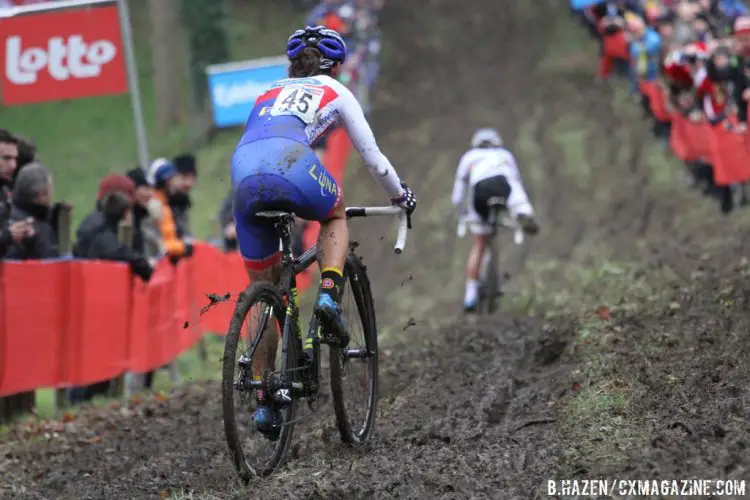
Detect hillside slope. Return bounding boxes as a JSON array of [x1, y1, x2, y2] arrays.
[[4, 0, 750, 498]]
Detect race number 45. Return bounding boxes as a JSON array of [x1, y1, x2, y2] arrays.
[[271, 85, 324, 124]]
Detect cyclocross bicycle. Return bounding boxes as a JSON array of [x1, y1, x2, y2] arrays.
[[222, 205, 409, 480], [458, 196, 524, 315]]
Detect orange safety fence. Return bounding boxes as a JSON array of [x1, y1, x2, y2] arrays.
[[640, 80, 671, 123], [0, 131, 354, 398]]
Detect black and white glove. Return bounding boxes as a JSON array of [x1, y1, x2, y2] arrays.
[[390, 182, 417, 215]]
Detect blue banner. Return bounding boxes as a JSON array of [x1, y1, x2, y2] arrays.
[[206, 56, 288, 128], [570, 0, 605, 10]]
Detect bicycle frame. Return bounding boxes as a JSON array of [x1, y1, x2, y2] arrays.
[[242, 206, 409, 404]]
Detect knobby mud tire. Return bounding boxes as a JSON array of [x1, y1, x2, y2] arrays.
[[329, 253, 379, 444], [480, 246, 500, 316], [222, 282, 296, 480]]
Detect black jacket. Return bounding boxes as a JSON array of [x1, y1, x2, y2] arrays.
[[0, 178, 13, 257], [131, 204, 148, 254], [73, 209, 153, 282], [168, 192, 192, 238], [731, 55, 750, 124], [5, 200, 59, 260]]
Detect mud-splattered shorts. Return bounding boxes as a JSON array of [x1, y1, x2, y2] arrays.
[[230, 137, 341, 269]]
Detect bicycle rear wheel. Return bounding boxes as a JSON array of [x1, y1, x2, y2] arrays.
[[222, 282, 298, 480], [329, 252, 379, 444], [479, 245, 500, 315]]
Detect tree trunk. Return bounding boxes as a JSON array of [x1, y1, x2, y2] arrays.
[[181, 0, 230, 113], [149, 0, 184, 131]]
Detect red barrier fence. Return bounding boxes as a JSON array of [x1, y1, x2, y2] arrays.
[[594, 20, 750, 186], [638, 85, 750, 186], [0, 128, 353, 398]]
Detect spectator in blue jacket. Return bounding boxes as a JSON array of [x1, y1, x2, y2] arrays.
[[718, 0, 748, 18], [626, 13, 662, 95]]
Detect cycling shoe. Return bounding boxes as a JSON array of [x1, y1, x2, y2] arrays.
[[463, 298, 478, 313], [314, 294, 349, 348], [254, 404, 282, 441]]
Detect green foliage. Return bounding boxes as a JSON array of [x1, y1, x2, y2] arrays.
[[180, 0, 231, 109]]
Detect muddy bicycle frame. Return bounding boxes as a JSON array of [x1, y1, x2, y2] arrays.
[[238, 205, 408, 403]]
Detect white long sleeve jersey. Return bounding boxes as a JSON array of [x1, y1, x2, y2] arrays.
[[451, 147, 534, 217], [241, 74, 403, 198]]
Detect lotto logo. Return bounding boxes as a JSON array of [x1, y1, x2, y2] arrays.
[[6, 35, 117, 84], [321, 278, 335, 289], [0, 5, 128, 105]]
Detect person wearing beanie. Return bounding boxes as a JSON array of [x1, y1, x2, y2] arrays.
[[147, 158, 193, 262], [6, 162, 58, 259], [126, 166, 164, 259], [73, 173, 153, 282], [171, 152, 197, 239], [173, 153, 197, 187]]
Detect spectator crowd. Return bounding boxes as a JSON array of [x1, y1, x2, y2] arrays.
[[0, 0, 386, 414], [0, 128, 202, 405], [575, 0, 750, 212]]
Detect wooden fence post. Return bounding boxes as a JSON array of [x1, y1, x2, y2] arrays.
[[54, 205, 73, 412], [111, 221, 134, 400]]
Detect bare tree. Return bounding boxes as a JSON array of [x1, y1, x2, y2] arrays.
[[149, 0, 186, 131]]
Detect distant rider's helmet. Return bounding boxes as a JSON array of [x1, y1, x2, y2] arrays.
[[470, 128, 503, 148], [287, 25, 347, 69]]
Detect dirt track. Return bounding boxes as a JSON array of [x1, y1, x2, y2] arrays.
[[3, 0, 750, 498]]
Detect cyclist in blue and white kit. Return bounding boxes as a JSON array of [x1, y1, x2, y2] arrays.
[[231, 26, 417, 440]]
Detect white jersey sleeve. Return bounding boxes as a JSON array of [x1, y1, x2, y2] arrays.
[[452, 150, 475, 208], [323, 76, 403, 199], [497, 150, 534, 217]]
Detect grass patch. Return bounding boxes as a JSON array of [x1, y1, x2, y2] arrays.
[[560, 387, 634, 473]]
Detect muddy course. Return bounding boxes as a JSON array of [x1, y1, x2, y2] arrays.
[[4, 0, 750, 498]]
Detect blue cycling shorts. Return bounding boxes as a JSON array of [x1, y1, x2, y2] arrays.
[[230, 137, 340, 269]]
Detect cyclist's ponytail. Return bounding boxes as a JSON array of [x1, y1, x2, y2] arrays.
[[289, 47, 327, 77]]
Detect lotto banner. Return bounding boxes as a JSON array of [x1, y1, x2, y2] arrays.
[[206, 55, 288, 128], [0, 4, 128, 105]]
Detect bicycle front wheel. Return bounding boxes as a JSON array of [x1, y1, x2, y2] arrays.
[[479, 246, 500, 315], [222, 282, 297, 480], [329, 252, 379, 444]]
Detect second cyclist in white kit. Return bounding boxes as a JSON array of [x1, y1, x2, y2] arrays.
[[452, 127, 539, 312]]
